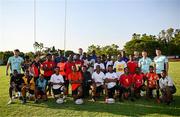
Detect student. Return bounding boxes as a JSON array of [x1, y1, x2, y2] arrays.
[[57, 57, 66, 81], [8, 70, 24, 104], [127, 55, 138, 75], [159, 70, 176, 105], [74, 54, 84, 71], [35, 74, 48, 103], [154, 48, 169, 77], [22, 55, 31, 72], [120, 51, 129, 63], [145, 66, 159, 101], [138, 50, 152, 74], [82, 66, 92, 98], [105, 55, 114, 72], [133, 51, 140, 62], [30, 55, 41, 82], [21, 70, 35, 104], [41, 54, 55, 96], [94, 56, 105, 72], [50, 67, 66, 100], [6, 49, 24, 75], [113, 54, 127, 78], [133, 67, 146, 98], [119, 67, 134, 101], [91, 65, 107, 102], [68, 65, 83, 101], [64, 55, 75, 95], [104, 65, 118, 99]]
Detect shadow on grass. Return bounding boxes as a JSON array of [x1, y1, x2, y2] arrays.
[[28, 96, 180, 116]]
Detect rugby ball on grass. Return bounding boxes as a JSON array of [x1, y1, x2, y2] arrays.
[[105, 98, 115, 104], [56, 98, 64, 104], [75, 98, 84, 105]]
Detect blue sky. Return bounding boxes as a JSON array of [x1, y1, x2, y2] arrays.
[[0, 0, 180, 52]]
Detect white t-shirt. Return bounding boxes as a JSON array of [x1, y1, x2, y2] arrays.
[[50, 74, 64, 89], [113, 60, 127, 78], [92, 71, 105, 87], [106, 60, 114, 70], [159, 76, 174, 89], [105, 72, 118, 89], [94, 63, 105, 70]]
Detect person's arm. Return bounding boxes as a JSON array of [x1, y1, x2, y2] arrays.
[[165, 62, 169, 75], [6, 63, 10, 76]]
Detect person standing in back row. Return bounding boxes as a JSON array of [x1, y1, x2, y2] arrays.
[[154, 48, 169, 78], [6, 49, 24, 75], [41, 54, 55, 96]]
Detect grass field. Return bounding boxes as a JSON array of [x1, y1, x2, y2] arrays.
[[0, 62, 180, 117]]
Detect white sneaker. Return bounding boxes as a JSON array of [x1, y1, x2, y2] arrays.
[[7, 99, 13, 105]]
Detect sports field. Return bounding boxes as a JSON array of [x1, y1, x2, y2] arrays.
[[0, 62, 180, 117]]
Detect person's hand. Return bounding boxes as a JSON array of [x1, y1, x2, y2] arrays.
[[6, 71, 8, 76]]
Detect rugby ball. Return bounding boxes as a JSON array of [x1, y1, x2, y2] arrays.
[[105, 98, 115, 104], [56, 98, 64, 104], [75, 98, 84, 105]]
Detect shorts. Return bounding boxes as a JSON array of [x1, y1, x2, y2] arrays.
[[72, 86, 81, 96], [52, 86, 64, 95], [36, 90, 46, 96], [161, 86, 176, 95], [96, 85, 104, 93], [44, 76, 51, 81], [108, 85, 119, 98], [29, 89, 35, 95]]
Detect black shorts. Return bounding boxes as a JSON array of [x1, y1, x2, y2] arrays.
[[37, 90, 46, 96], [72, 86, 81, 96], [120, 86, 131, 93], [161, 86, 176, 95], [44, 76, 51, 81], [96, 85, 104, 93], [29, 89, 35, 94], [108, 86, 119, 98], [52, 86, 64, 95]]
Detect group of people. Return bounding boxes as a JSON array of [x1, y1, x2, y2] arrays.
[[6, 48, 176, 105]]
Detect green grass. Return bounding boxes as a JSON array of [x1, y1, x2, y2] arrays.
[[0, 62, 180, 117]]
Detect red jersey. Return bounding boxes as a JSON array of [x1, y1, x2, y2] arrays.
[[75, 60, 84, 71], [41, 61, 55, 77], [57, 62, 66, 76], [133, 73, 144, 88], [146, 72, 159, 88], [127, 61, 138, 74], [68, 72, 82, 91], [120, 74, 133, 88], [64, 61, 75, 80]]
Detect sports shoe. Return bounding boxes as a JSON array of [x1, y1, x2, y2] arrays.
[[7, 99, 13, 105]]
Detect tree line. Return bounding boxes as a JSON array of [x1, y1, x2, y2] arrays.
[[0, 28, 179, 65]]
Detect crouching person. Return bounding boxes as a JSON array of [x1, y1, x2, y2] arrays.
[[21, 70, 35, 104], [34, 74, 48, 103], [50, 67, 66, 100], [159, 70, 176, 105], [91, 65, 107, 102], [68, 65, 83, 102], [119, 67, 135, 101], [104, 65, 118, 99], [8, 70, 24, 104], [133, 67, 146, 98]]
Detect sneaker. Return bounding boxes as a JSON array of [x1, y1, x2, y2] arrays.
[[92, 98, 96, 102], [7, 99, 13, 105], [21, 99, 26, 104], [34, 99, 38, 104]]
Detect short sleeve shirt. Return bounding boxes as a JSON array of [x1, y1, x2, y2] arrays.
[[154, 55, 168, 74], [8, 56, 24, 73], [138, 57, 152, 74]]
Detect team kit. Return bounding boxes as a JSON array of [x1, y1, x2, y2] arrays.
[[6, 48, 176, 105]]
